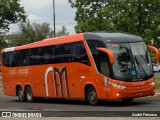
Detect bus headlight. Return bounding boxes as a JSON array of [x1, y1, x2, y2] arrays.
[[150, 81, 155, 86], [109, 82, 126, 89], [116, 93, 120, 96], [115, 84, 126, 89]]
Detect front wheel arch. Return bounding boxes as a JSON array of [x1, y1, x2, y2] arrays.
[[85, 84, 99, 105]]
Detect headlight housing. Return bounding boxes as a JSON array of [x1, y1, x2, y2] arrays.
[[150, 81, 155, 86], [109, 82, 126, 89]]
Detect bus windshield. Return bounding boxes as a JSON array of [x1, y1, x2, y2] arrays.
[[107, 42, 153, 81]]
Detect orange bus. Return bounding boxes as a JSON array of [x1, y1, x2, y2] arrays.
[[1, 32, 158, 105]]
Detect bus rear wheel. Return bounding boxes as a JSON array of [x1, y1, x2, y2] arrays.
[[17, 87, 26, 102], [87, 86, 99, 105], [26, 86, 34, 102]]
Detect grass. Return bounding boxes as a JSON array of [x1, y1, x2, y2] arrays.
[[155, 76, 160, 92], [0, 87, 3, 94]]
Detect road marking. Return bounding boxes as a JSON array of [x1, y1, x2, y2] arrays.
[[40, 109, 62, 111]]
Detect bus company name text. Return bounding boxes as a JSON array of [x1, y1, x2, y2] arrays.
[[9, 69, 29, 75]]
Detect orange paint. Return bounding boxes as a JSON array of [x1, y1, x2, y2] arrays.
[[147, 45, 160, 62], [1, 33, 155, 102]]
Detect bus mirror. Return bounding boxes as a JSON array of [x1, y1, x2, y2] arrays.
[[147, 45, 160, 62], [96, 47, 115, 64]]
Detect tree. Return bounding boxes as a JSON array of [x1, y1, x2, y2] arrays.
[[103, 0, 160, 48], [19, 21, 53, 43], [68, 0, 160, 47], [7, 21, 53, 46], [68, 0, 109, 33], [7, 21, 70, 46], [56, 26, 69, 37], [0, 0, 27, 33], [0, 35, 7, 51]]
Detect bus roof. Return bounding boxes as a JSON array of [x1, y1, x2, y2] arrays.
[[84, 32, 143, 43], [1, 32, 143, 53], [1, 33, 84, 52]]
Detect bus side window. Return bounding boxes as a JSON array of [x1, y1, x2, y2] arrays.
[[55, 44, 71, 63], [87, 41, 110, 76], [22, 50, 30, 66], [30, 48, 41, 65], [2, 50, 28, 67], [43, 46, 56, 64], [71, 42, 90, 66], [98, 51, 110, 77], [8, 51, 18, 67], [2, 52, 10, 67]]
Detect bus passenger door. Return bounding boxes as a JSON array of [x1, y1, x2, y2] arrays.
[[68, 41, 91, 98]]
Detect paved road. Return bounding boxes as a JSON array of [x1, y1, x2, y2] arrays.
[[0, 94, 160, 111]]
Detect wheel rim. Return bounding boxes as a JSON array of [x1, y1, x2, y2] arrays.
[[19, 90, 24, 101], [27, 89, 32, 101], [89, 91, 97, 103]]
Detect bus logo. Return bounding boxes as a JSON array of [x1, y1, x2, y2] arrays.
[[44, 66, 69, 97]]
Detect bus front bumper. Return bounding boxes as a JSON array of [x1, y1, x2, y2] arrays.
[[106, 85, 155, 100]]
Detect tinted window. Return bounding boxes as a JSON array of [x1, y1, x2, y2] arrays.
[[2, 41, 90, 67], [43, 46, 55, 64], [14, 50, 29, 66], [30, 48, 42, 65], [71, 42, 90, 65], [2, 52, 10, 67], [55, 44, 72, 63], [87, 40, 105, 54], [87, 41, 110, 76]]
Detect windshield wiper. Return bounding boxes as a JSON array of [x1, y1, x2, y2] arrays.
[[134, 56, 147, 79]]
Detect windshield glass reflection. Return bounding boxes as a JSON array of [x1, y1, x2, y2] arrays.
[[107, 42, 153, 81]]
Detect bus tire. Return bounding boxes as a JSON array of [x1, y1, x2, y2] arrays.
[[17, 87, 26, 102], [26, 86, 34, 102], [122, 98, 133, 103], [87, 86, 99, 105]]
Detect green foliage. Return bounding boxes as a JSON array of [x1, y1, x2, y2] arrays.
[[0, 35, 7, 51], [56, 26, 69, 37], [6, 21, 52, 46], [69, 0, 160, 47], [155, 76, 160, 92], [148, 49, 156, 63], [0, 0, 27, 33], [6, 21, 70, 47]]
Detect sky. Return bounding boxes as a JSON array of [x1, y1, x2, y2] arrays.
[[9, 0, 76, 34]]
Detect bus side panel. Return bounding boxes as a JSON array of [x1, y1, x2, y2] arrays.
[[67, 63, 96, 99], [2, 67, 23, 96], [26, 66, 46, 98], [2, 67, 14, 96], [41, 63, 93, 99], [24, 63, 87, 99], [28, 62, 99, 99]]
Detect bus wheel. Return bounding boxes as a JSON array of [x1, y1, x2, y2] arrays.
[[87, 86, 99, 105], [17, 87, 26, 102], [122, 98, 133, 104], [26, 86, 34, 102]]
